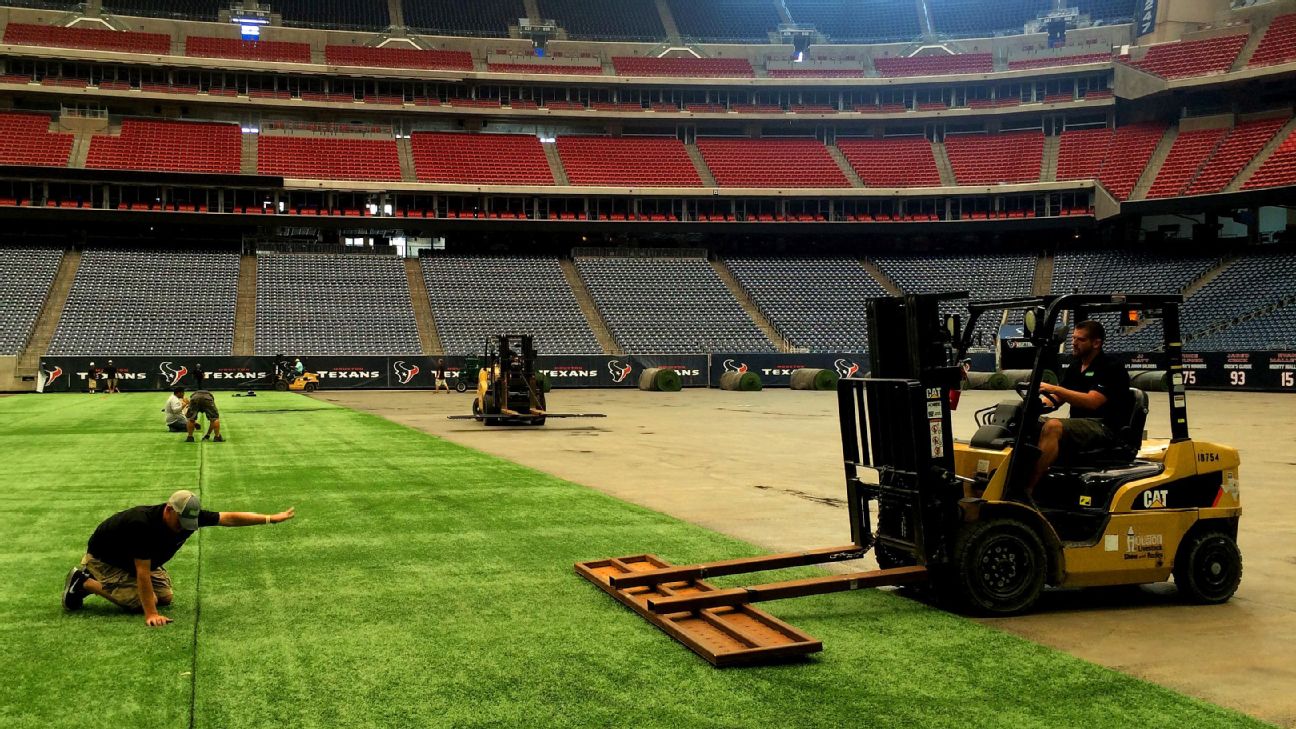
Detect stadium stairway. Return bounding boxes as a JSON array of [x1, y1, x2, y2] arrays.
[[404, 258, 442, 354], [1229, 116, 1296, 191], [684, 143, 718, 187], [559, 259, 620, 354], [232, 254, 257, 356], [859, 258, 903, 296], [1130, 126, 1180, 201], [1032, 250, 1054, 296], [932, 141, 956, 186], [712, 259, 791, 352], [16, 249, 78, 375], [1232, 26, 1266, 71], [240, 134, 258, 175], [68, 129, 91, 169], [396, 137, 417, 182], [826, 144, 865, 187], [656, 0, 681, 39], [1041, 135, 1060, 182], [542, 142, 570, 185], [1183, 254, 1236, 299]]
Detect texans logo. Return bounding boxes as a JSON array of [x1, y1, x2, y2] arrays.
[[607, 360, 633, 383], [722, 359, 748, 374], [43, 365, 63, 387], [393, 360, 420, 385], [834, 359, 861, 379], [159, 361, 188, 387]]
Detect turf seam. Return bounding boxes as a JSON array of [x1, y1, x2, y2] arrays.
[[188, 441, 205, 729]]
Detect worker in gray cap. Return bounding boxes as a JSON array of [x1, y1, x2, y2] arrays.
[[62, 490, 295, 626]]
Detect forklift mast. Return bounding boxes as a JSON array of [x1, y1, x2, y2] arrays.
[[839, 293, 967, 567]]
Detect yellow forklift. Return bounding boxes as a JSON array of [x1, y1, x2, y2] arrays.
[[577, 293, 1242, 665], [451, 334, 604, 426]]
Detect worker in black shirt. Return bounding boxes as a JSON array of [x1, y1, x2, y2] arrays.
[[1026, 319, 1132, 498], [62, 489, 295, 626]]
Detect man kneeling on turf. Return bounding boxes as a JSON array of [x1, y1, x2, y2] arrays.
[[186, 389, 222, 442], [163, 388, 188, 432], [63, 490, 295, 626]]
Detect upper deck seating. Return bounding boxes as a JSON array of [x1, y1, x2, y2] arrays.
[[696, 138, 850, 188], [556, 137, 702, 187], [411, 132, 553, 185], [3, 22, 171, 54], [0, 112, 73, 167], [86, 119, 241, 174], [837, 137, 941, 187]]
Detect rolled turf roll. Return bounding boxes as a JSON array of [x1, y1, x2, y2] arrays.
[[966, 371, 996, 389], [533, 372, 553, 393], [789, 368, 838, 391], [1131, 370, 1170, 392], [985, 372, 1013, 390], [719, 370, 762, 391], [638, 367, 683, 392]]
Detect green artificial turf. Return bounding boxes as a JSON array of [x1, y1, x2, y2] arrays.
[[0, 392, 1270, 728]]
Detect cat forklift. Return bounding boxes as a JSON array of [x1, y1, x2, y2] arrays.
[[450, 334, 604, 426], [576, 293, 1242, 666]]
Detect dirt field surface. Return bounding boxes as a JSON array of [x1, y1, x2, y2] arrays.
[[317, 387, 1296, 727]]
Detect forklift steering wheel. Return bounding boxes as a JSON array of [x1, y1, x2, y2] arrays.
[[1015, 382, 1060, 413]]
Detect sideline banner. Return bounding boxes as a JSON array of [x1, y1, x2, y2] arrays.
[[33, 351, 1296, 393], [707, 353, 868, 388], [39, 357, 271, 392]]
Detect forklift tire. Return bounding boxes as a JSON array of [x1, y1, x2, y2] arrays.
[[1173, 530, 1242, 604], [456, 381, 468, 393], [305, 382, 318, 392], [530, 417, 546, 426], [274, 381, 288, 392], [472, 398, 483, 422], [949, 518, 1047, 615]]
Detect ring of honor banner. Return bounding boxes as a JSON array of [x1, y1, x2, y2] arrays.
[[707, 353, 868, 388], [33, 351, 1296, 393]]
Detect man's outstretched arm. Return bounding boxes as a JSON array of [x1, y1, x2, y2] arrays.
[[217, 508, 295, 527], [135, 558, 171, 627]]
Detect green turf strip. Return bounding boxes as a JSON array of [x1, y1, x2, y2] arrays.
[[0, 393, 1268, 728]]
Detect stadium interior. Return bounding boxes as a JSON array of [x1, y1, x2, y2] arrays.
[[1, 0, 1295, 390], [5, 2, 1296, 728]]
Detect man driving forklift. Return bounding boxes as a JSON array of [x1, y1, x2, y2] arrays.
[[1029, 320, 1132, 500]]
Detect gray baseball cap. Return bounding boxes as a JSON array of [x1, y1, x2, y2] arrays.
[[167, 490, 202, 530]]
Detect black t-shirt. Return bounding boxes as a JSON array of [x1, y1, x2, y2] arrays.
[[1061, 352, 1132, 430], [104, 366, 117, 378], [86, 504, 219, 571]]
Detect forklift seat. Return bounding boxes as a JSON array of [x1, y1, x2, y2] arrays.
[[1069, 388, 1148, 464]]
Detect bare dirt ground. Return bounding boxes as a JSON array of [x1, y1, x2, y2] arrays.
[[317, 387, 1296, 727]]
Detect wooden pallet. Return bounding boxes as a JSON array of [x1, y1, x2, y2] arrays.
[[576, 553, 823, 667]]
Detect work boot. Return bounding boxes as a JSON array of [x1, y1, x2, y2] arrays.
[[185, 435, 195, 442], [213, 436, 224, 443], [63, 567, 90, 611], [201, 433, 210, 441]]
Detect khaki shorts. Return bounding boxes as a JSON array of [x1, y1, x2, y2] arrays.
[[82, 554, 173, 611], [1059, 418, 1120, 454], [186, 392, 219, 421]]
